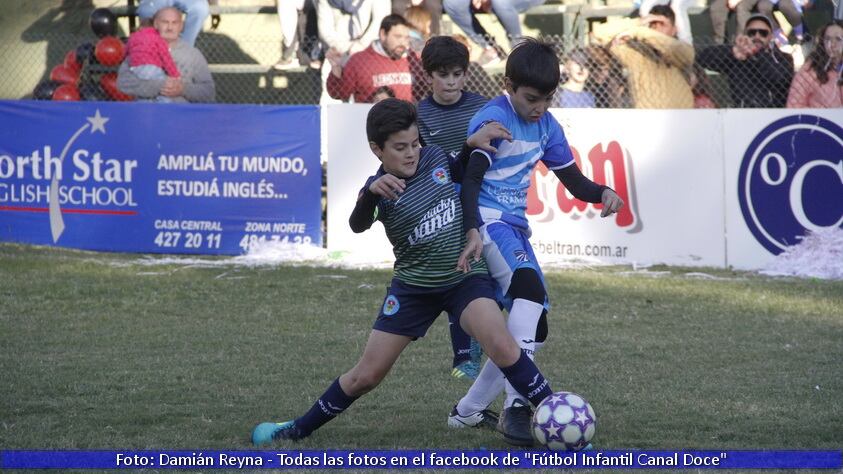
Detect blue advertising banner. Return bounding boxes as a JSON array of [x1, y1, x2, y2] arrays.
[[0, 101, 321, 254], [0, 450, 840, 469]]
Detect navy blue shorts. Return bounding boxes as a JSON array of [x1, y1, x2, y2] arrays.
[[373, 274, 497, 339]]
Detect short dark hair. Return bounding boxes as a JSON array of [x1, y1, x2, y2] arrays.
[[421, 36, 469, 73], [505, 38, 560, 95], [366, 98, 417, 149], [649, 5, 675, 25], [380, 14, 410, 34]]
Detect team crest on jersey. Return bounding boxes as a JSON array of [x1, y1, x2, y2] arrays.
[[383, 295, 400, 316], [432, 167, 448, 185], [514, 250, 530, 262]]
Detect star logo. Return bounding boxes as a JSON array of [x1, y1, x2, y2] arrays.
[[87, 109, 109, 134], [545, 421, 562, 439], [574, 408, 590, 426]]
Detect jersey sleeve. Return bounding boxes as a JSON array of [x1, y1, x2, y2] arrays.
[[467, 104, 509, 161], [540, 116, 575, 170]]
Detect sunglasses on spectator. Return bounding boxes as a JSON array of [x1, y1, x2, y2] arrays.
[[746, 28, 770, 38]]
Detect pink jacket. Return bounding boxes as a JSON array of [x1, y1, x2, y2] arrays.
[[786, 63, 842, 108], [127, 27, 181, 78]]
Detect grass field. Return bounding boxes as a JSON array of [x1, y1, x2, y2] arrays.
[[1, 243, 841, 456]]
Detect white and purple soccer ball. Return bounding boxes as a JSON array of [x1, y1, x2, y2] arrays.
[[532, 391, 596, 451]]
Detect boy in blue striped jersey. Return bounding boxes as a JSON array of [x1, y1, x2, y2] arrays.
[[251, 99, 552, 445], [418, 35, 490, 382], [452, 38, 625, 446]]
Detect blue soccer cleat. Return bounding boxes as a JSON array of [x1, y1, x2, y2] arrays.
[[451, 360, 480, 381], [251, 420, 303, 446]]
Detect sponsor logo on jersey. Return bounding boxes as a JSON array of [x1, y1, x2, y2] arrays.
[[514, 250, 529, 262], [383, 295, 400, 316], [432, 167, 448, 185], [408, 198, 456, 245], [738, 115, 843, 254]]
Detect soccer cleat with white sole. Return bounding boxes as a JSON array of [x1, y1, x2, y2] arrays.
[[447, 405, 498, 430]]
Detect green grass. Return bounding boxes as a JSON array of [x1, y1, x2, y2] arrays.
[[1, 243, 841, 453]]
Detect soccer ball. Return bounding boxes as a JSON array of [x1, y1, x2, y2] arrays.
[[532, 391, 596, 451]]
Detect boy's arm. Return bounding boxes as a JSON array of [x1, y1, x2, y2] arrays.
[[459, 150, 491, 234], [550, 160, 607, 204], [543, 120, 624, 217], [349, 173, 407, 232], [349, 175, 380, 233], [549, 158, 624, 217], [456, 150, 490, 272]]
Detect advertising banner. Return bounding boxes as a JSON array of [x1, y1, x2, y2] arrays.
[[723, 110, 843, 270], [0, 101, 322, 254], [540, 109, 725, 267]]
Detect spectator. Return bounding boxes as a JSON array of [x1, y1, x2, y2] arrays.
[[787, 22, 843, 107], [443, 0, 546, 66], [697, 13, 794, 107], [708, 0, 736, 44], [552, 48, 595, 108], [392, 0, 443, 36], [136, 0, 209, 47], [735, 0, 805, 43], [585, 44, 632, 108], [690, 63, 718, 107], [404, 6, 432, 54], [635, 0, 696, 44], [595, 5, 694, 108], [326, 14, 416, 102], [274, 0, 317, 70], [317, 0, 390, 59], [125, 20, 181, 102], [117, 7, 216, 103], [370, 85, 397, 102]]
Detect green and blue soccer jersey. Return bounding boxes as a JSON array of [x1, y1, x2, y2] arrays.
[[467, 95, 575, 229], [372, 146, 487, 287], [418, 91, 487, 158]]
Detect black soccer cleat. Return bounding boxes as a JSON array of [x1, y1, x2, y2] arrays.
[[497, 399, 535, 446]]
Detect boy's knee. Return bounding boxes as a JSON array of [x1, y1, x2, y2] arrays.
[[508, 267, 545, 304], [345, 369, 385, 395], [483, 333, 521, 367]]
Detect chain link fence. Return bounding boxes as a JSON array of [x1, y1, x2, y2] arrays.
[[0, 30, 816, 107]]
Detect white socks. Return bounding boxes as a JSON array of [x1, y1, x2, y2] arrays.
[[456, 298, 545, 414]]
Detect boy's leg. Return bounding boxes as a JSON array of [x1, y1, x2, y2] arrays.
[[477, 222, 549, 444], [252, 329, 411, 445], [448, 312, 481, 381], [455, 294, 552, 445]]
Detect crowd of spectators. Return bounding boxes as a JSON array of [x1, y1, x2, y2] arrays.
[[115, 0, 842, 108]]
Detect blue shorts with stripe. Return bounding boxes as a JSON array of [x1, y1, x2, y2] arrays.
[[481, 221, 549, 311], [373, 274, 496, 339]]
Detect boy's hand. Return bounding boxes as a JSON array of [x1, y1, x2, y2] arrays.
[[600, 188, 624, 217], [368, 174, 406, 200], [457, 229, 483, 273], [466, 121, 512, 153]]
